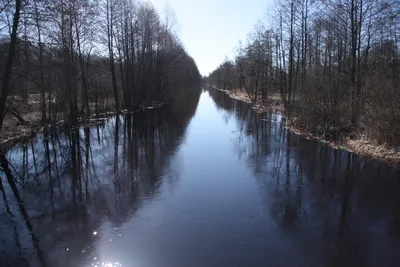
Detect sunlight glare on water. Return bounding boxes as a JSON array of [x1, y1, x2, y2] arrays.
[[90, 261, 123, 267]]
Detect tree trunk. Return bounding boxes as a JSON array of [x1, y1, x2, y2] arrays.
[[0, 0, 22, 132]]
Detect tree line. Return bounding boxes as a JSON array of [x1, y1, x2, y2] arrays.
[[207, 0, 400, 146], [0, 0, 201, 133]]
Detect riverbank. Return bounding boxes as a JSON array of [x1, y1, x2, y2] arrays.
[[288, 126, 400, 166], [0, 87, 202, 153], [211, 86, 284, 113], [0, 103, 167, 153], [210, 86, 400, 166], [0, 110, 118, 152]]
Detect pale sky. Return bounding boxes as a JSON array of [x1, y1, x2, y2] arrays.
[[151, 0, 273, 76]]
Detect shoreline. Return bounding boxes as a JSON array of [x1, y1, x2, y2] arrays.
[[0, 110, 122, 153], [0, 103, 166, 153], [210, 86, 400, 167], [211, 86, 284, 113]]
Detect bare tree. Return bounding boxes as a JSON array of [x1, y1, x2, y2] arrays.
[[208, 0, 400, 146], [0, 0, 22, 132]]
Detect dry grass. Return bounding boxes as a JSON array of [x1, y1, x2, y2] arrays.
[[0, 95, 118, 152], [212, 86, 284, 113], [346, 138, 400, 165], [288, 125, 400, 166], [0, 112, 42, 149], [211, 85, 400, 166], [0, 95, 165, 152]]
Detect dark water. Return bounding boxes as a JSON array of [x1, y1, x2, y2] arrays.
[[1, 89, 400, 267]]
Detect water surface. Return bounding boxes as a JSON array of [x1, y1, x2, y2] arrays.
[[1, 89, 400, 267]]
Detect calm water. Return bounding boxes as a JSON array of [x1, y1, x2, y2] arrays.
[[1, 89, 400, 267]]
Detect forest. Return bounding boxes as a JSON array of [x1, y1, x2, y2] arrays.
[[0, 0, 201, 144], [207, 0, 400, 148]]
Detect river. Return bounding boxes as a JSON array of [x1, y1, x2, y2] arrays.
[[1, 89, 400, 267]]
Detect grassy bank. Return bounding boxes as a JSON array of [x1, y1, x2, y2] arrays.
[[211, 86, 400, 166]]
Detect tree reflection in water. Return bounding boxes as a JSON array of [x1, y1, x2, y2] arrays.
[[208, 88, 400, 267], [0, 89, 201, 267], [1, 88, 399, 267]]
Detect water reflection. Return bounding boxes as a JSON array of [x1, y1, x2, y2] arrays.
[[208, 88, 400, 267], [0, 90, 201, 267], [1, 88, 400, 267]]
